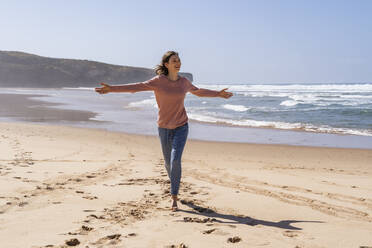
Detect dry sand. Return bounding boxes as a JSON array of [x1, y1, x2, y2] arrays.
[[0, 122, 371, 248]]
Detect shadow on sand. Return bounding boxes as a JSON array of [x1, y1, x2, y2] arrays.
[[178, 199, 324, 230]]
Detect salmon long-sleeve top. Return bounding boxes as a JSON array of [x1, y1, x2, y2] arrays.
[[109, 74, 219, 129]]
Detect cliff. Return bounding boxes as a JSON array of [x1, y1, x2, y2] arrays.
[[0, 51, 193, 88]]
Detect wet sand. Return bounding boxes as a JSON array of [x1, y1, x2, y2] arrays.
[[0, 93, 97, 123], [0, 122, 371, 247]]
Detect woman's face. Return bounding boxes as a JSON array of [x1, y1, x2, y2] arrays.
[[165, 55, 181, 73]]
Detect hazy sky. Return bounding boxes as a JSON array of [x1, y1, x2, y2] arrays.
[[1, 0, 371, 83]]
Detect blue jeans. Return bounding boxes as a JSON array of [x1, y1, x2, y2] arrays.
[[158, 123, 189, 195]]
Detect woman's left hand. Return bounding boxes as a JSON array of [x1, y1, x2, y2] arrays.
[[218, 88, 233, 99]]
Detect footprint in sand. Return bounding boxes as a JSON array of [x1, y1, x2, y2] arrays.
[[183, 217, 217, 223], [92, 234, 122, 246], [202, 228, 217, 234], [227, 236, 242, 243], [124, 233, 137, 238], [65, 238, 80, 246], [67, 225, 94, 235], [106, 234, 121, 239], [283, 230, 299, 238], [165, 243, 188, 248], [81, 225, 94, 231], [91, 213, 104, 218], [18, 201, 28, 207], [82, 195, 98, 200]]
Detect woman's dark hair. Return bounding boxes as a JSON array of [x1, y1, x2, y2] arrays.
[[155, 51, 179, 76]]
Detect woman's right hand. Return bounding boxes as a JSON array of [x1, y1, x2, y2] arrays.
[[95, 83, 111, 94]]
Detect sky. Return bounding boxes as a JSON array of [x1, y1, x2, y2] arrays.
[[1, 0, 372, 84]]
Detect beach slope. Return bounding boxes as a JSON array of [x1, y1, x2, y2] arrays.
[[0, 122, 371, 248]]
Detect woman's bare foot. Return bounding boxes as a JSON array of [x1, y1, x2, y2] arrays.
[[171, 195, 178, 211]]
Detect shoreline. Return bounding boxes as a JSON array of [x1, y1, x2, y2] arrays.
[[2, 120, 372, 152], [0, 92, 372, 149], [3, 117, 372, 150], [1, 85, 372, 139]]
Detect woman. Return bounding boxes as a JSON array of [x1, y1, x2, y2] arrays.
[[95, 51, 233, 211]]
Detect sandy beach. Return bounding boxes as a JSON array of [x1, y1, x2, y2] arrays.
[[0, 122, 371, 248]]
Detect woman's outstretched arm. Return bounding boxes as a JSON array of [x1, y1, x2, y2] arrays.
[[95, 77, 158, 94], [188, 83, 233, 99]]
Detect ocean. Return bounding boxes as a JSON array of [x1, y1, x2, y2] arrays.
[[187, 83, 372, 136], [1, 83, 371, 148]]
